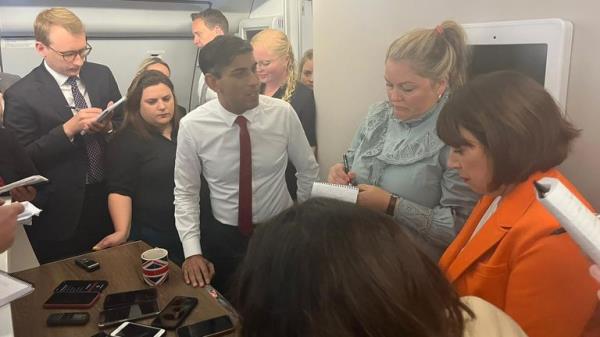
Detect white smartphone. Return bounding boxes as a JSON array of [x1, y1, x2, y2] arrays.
[[110, 321, 165, 337]]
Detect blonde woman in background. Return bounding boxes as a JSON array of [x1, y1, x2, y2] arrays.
[[298, 48, 313, 89], [251, 29, 316, 200], [134, 57, 187, 116], [328, 21, 478, 260]]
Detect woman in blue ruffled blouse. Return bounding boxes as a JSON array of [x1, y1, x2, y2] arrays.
[[328, 21, 478, 259]]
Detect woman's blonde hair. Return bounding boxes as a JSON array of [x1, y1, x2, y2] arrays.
[[251, 29, 296, 102], [386, 20, 470, 90], [135, 57, 170, 78]]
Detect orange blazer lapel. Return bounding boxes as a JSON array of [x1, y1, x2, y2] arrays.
[[444, 216, 511, 283], [440, 198, 489, 267], [441, 172, 545, 283]]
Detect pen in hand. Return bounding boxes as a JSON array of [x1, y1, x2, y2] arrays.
[[342, 154, 356, 186]]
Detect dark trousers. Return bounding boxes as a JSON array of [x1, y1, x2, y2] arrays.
[[285, 161, 297, 201], [200, 217, 249, 297], [198, 175, 249, 296], [26, 183, 113, 264]]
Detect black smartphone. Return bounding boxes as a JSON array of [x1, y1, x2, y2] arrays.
[[54, 280, 108, 293], [97, 300, 160, 327], [47, 312, 90, 326], [151, 296, 198, 329], [92, 331, 110, 337], [103, 288, 157, 309], [90, 332, 110, 337], [176, 315, 234, 337], [75, 257, 100, 272], [43, 291, 100, 309]]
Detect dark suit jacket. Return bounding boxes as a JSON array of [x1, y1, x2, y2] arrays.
[[3, 61, 122, 240], [0, 127, 38, 188]]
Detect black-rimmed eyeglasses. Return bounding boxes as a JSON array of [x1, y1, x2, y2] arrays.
[[47, 43, 92, 62]]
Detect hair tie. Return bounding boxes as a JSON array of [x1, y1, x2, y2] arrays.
[[435, 25, 444, 35]]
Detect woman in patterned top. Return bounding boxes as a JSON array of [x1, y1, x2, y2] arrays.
[[327, 20, 478, 260]]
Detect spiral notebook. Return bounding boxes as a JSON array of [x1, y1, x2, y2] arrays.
[[535, 177, 600, 264], [311, 182, 359, 203]]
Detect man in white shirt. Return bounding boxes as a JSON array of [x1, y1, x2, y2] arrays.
[[175, 35, 319, 292], [191, 8, 227, 106]]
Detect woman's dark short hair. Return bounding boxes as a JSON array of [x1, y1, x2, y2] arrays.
[[122, 70, 180, 139], [198, 35, 253, 77], [437, 70, 580, 191], [231, 198, 471, 337]]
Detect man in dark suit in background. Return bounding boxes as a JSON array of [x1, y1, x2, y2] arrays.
[[0, 72, 21, 123], [4, 7, 122, 263]]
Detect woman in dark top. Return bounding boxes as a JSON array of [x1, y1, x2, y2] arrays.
[[251, 29, 316, 200], [93, 70, 184, 264], [0, 127, 38, 202]]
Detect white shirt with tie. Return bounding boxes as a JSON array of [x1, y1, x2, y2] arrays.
[[44, 61, 92, 110], [174, 95, 319, 258]]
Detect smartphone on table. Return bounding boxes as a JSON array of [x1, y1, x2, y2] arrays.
[[151, 296, 198, 329], [54, 280, 108, 293], [103, 288, 157, 309], [110, 321, 165, 337], [43, 291, 100, 309], [176, 315, 235, 337], [98, 300, 160, 327]]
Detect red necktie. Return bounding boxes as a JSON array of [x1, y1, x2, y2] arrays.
[[235, 116, 253, 236]]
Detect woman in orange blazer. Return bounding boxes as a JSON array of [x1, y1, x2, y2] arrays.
[[436, 71, 599, 337]]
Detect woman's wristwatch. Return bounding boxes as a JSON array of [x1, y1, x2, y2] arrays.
[[386, 193, 399, 216]]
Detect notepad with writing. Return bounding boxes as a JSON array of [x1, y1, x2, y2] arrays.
[[0, 271, 34, 307], [535, 177, 600, 264], [311, 182, 359, 203]]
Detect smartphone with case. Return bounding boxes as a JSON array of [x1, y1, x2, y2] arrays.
[[54, 280, 108, 293], [110, 322, 165, 337], [98, 301, 160, 327], [176, 315, 234, 337], [43, 291, 100, 309], [103, 288, 157, 309], [151, 296, 198, 329]]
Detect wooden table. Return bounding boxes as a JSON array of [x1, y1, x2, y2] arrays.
[[10, 241, 235, 337]]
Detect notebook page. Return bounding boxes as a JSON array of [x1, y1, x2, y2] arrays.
[[536, 177, 600, 264], [0, 271, 34, 307], [0, 175, 47, 195], [311, 182, 359, 204]]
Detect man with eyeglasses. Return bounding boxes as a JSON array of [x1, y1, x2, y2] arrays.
[[3, 7, 122, 263]]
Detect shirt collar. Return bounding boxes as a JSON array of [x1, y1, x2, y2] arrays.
[[216, 97, 261, 127], [43, 60, 73, 87]]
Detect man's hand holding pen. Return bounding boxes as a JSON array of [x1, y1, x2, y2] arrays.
[[63, 102, 114, 139]]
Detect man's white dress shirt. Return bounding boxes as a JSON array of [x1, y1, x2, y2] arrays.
[[197, 73, 217, 106], [174, 95, 319, 257]]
